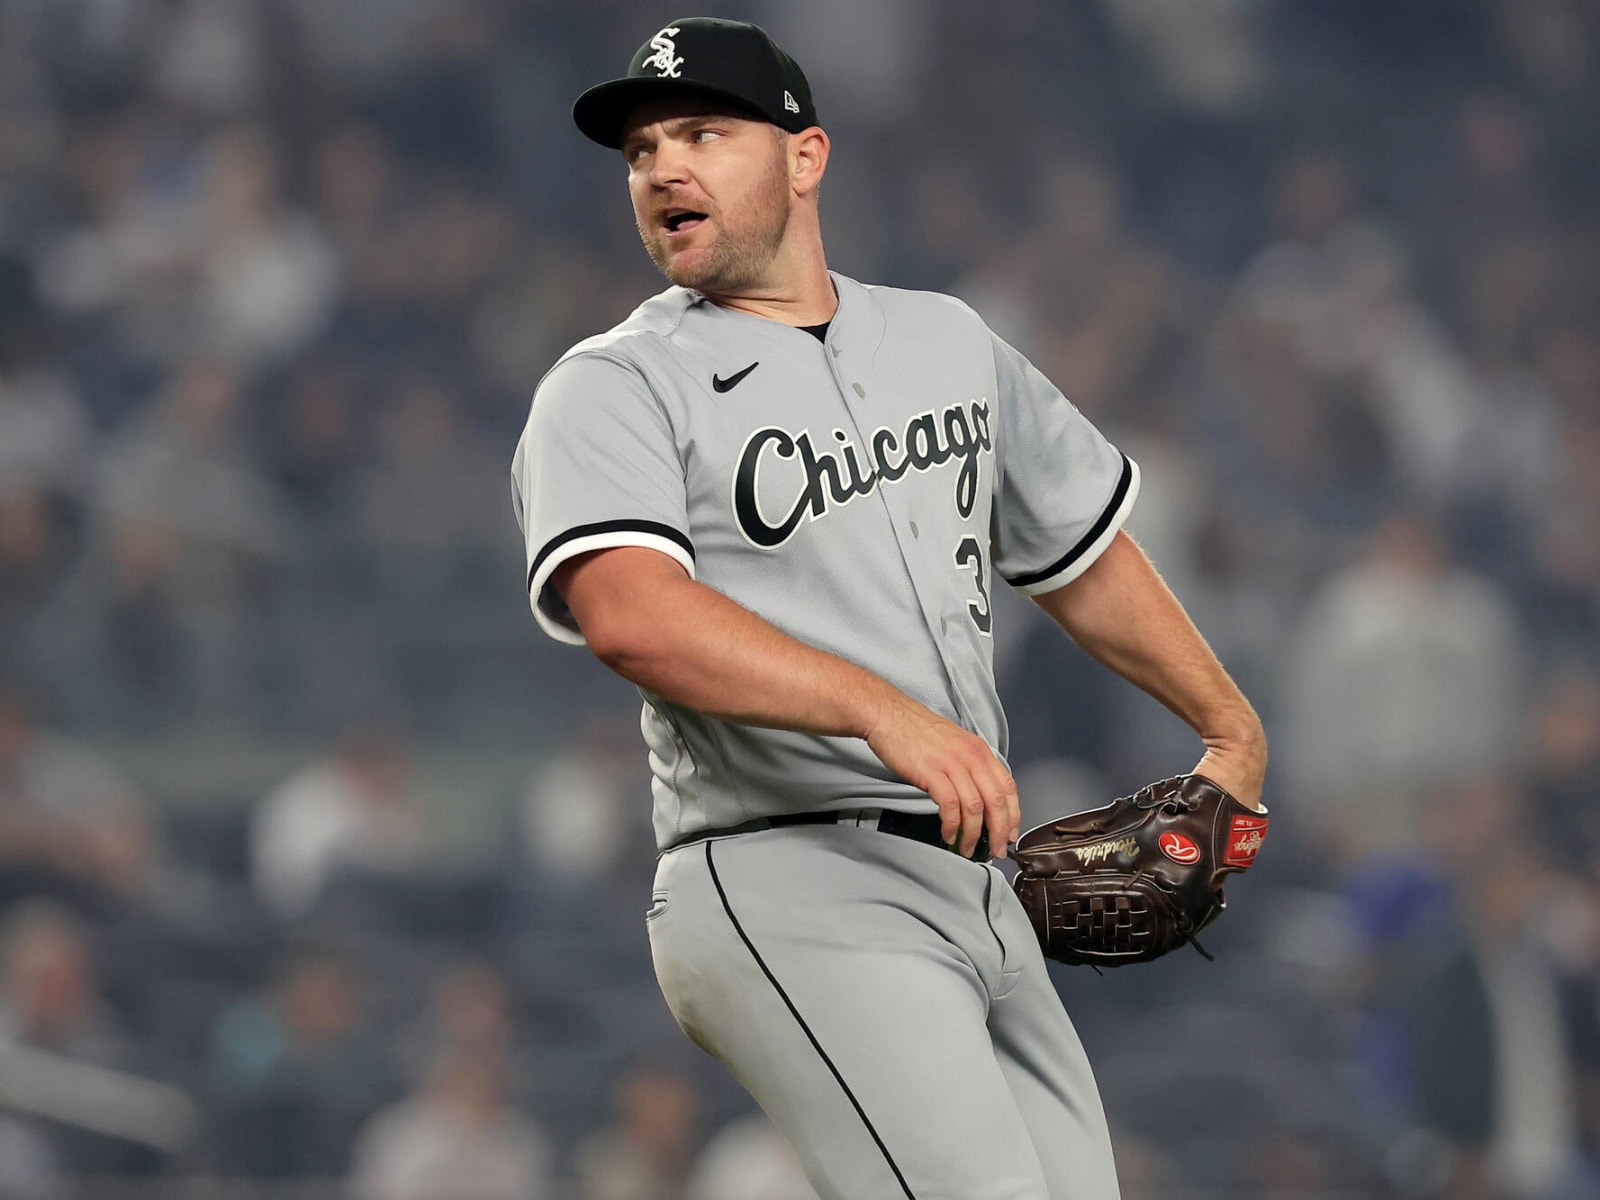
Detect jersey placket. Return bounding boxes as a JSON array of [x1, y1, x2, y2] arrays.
[[819, 297, 990, 741]]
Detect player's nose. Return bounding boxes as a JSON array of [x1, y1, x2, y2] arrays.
[[646, 140, 692, 187]]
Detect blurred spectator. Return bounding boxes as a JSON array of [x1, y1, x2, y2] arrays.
[[759, 0, 928, 127], [471, 241, 640, 399], [0, 488, 72, 632], [1238, 148, 1380, 355], [685, 1112, 818, 1200], [149, 0, 272, 120], [1243, 1130, 1335, 1198], [0, 255, 88, 637], [973, 157, 1189, 423], [574, 1064, 701, 1200], [251, 729, 425, 921], [1528, 395, 1600, 652], [0, 686, 158, 905], [396, 959, 522, 1088], [0, 1113, 63, 1200], [194, 125, 339, 367], [266, 357, 365, 518], [311, 122, 411, 315], [408, 179, 518, 329], [520, 715, 651, 885], [0, 901, 156, 1179], [0, 254, 87, 503], [1166, 500, 1291, 719], [1098, 0, 1266, 115], [35, 115, 202, 372], [1433, 92, 1554, 266], [206, 944, 395, 1176], [90, 356, 288, 720], [0, 902, 126, 1062], [1197, 295, 1392, 601], [428, 959, 514, 1059], [1110, 1130, 1182, 1200], [1357, 780, 1600, 1200], [1529, 669, 1600, 869], [353, 371, 508, 571], [891, 156, 1006, 293], [1491, 0, 1595, 91], [1443, 241, 1565, 581], [348, 1048, 554, 1200], [379, 0, 510, 173], [1112, 435, 1295, 775], [1231, 150, 1490, 516], [284, 0, 448, 86], [1281, 515, 1523, 870]]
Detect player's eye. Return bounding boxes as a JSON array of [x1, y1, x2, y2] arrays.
[[691, 128, 723, 144]]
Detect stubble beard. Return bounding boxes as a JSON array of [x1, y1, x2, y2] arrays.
[[638, 154, 792, 294]]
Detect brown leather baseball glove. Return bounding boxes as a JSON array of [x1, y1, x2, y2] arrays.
[[1011, 774, 1268, 967]]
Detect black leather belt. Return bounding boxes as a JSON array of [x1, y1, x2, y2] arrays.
[[676, 807, 991, 861]]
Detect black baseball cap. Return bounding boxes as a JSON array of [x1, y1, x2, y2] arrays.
[[573, 17, 817, 149]]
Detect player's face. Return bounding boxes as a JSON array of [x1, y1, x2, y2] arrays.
[[621, 101, 793, 294]]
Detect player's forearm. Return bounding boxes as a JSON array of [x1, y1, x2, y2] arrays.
[[581, 573, 905, 739], [1033, 531, 1266, 779]]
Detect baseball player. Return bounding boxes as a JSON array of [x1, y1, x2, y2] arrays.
[[511, 17, 1266, 1199]]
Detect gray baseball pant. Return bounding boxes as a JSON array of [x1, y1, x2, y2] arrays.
[[646, 821, 1121, 1200]]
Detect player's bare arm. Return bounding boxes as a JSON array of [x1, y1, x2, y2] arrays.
[[555, 545, 1020, 857], [1030, 530, 1267, 810]]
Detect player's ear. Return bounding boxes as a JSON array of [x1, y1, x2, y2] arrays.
[[788, 126, 829, 198]]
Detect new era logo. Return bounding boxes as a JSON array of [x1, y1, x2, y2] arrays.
[[783, 90, 800, 115]]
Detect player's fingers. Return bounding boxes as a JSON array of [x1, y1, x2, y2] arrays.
[[932, 770, 980, 855], [964, 748, 1017, 858], [981, 770, 1019, 859], [927, 774, 963, 847], [984, 799, 1017, 859], [1002, 770, 1021, 851], [957, 779, 986, 858]]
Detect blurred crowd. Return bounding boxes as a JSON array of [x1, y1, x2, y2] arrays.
[[0, 0, 1598, 1197]]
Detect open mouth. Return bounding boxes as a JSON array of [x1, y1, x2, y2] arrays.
[[662, 209, 709, 236]]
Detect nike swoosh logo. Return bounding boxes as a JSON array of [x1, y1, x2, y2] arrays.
[[712, 362, 759, 392]]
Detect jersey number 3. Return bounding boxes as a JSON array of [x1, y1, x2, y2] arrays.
[[954, 536, 992, 636]]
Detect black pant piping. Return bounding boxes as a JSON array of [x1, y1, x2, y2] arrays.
[[704, 840, 918, 1200]]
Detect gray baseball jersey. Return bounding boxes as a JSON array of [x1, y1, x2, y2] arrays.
[[510, 271, 1138, 850]]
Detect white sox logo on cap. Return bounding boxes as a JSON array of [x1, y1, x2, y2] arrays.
[[641, 25, 684, 78], [572, 18, 815, 148]]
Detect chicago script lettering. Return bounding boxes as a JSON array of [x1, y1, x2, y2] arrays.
[[733, 399, 992, 548]]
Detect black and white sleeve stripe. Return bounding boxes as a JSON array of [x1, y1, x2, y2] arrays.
[[1003, 452, 1140, 595], [526, 519, 695, 645]]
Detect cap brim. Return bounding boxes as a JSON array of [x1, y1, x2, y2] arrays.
[[572, 77, 772, 149]]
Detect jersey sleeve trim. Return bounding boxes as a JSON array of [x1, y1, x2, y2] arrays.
[[1003, 453, 1140, 595], [527, 519, 696, 645]]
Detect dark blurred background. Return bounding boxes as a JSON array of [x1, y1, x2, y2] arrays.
[[0, 1, 1597, 1198]]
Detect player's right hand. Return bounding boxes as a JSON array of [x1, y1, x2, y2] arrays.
[[863, 700, 1019, 860]]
